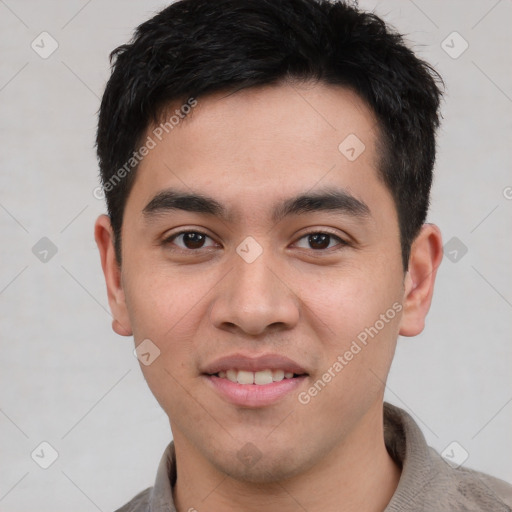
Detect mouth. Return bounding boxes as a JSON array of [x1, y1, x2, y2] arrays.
[[205, 368, 307, 385], [201, 353, 310, 407]]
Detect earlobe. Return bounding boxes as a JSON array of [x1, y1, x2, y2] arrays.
[[94, 214, 133, 337], [112, 318, 133, 337], [399, 224, 443, 337]]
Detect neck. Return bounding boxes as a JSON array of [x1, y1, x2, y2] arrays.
[[171, 402, 401, 512]]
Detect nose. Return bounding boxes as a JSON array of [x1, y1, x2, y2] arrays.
[[209, 247, 300, 337]]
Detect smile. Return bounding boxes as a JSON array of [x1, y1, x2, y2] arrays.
[[211, 369, 304, 385], [203, 373, 308, 407]]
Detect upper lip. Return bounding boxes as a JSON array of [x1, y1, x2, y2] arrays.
[[201, 353, 309, 375]]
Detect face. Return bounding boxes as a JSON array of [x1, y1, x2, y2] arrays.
[[96, 82, 439, 483]]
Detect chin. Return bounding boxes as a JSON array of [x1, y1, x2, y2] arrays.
[[214, 447, 309, 484]]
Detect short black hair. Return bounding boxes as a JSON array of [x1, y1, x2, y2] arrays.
[[96, 0, 443, 269]]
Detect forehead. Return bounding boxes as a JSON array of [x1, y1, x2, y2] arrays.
[[126, 81, 390, 223]]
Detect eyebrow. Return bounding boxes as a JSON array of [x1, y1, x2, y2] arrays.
[[142, 186, 371, 224]]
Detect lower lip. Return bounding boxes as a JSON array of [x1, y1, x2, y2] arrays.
[[203, 374, 308, 407]]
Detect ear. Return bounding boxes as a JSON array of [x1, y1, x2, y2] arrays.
[[94, 214, 133, 337], [399, 223, 443, 337]]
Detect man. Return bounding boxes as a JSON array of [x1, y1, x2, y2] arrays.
[[94, 0, 512, 510]]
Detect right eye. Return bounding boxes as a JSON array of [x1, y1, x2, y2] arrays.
[[163, 230, 218, 251]]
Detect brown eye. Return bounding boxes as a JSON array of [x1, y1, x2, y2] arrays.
[[164, 231, 216, 250], [308, 233, 331, 250], [295, 232, 347, 251]]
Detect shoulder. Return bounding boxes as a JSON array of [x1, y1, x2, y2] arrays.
[[113, 487, 152, 512], [474, 470, 512, 507], [383, 403, 512, 511], [427, 447, 512, 511]]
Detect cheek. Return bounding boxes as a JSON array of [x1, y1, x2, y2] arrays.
[[122, 263, 224, 392], [296, 276, 402, 426], [122, 267, 209, 416], [295, 266, 402, 341], [296, 266, 403, 403], [123, 264, 204, 337]]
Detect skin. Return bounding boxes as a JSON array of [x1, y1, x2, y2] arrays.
[[95, 81, 443, 512]]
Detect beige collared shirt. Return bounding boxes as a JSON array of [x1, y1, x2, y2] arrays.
[[115, 403, 512, 511]]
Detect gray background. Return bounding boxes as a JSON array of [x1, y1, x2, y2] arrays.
[[1, 0, 511, 509]]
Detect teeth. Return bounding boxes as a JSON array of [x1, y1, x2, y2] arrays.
[[215, 369, 299, 385], [226, 369, 238, 383], [254, 369, 273, 385], [237, 370, 254, 385], [273, 369, 285, 382]]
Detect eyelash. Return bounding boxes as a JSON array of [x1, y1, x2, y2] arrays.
[[162, 230, 349, 253]]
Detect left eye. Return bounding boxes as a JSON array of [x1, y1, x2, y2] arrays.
[[295, 232, 346, 251]]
